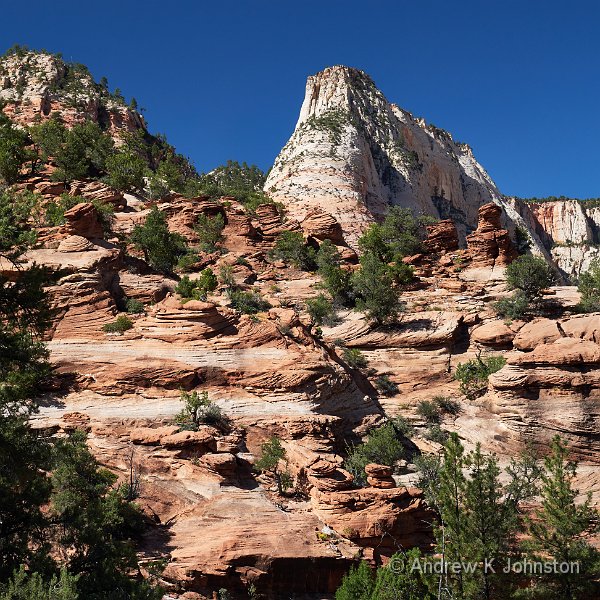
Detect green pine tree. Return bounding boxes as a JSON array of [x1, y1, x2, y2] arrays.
[[524, 436, 600, 599], [130, 206, 188, 273]]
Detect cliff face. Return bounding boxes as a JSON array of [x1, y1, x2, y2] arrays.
[[512, 199, 600, 278], [265, 66, 600, 279], [265, 66, 518, 247], [0, 50, 144, 140]]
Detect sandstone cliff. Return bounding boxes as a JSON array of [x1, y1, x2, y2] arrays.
[[265, 65, 536, 252]]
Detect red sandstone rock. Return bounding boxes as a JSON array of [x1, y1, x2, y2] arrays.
[[130, 426, 180, 445], [301, 208, 345, 245], [466, 203, 517, 267], [62, 202, 103, 239], [69, 180, 125, 210], [471, 320, 517, 346], [425, 219, 459, 253], [57, 235, 94, 253], [160, 428, 218, 451]]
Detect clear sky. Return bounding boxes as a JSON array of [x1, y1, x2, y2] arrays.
[[1, 0, 599, 198]]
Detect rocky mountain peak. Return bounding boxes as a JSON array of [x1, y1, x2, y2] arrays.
[[265, 65, 507, 247]]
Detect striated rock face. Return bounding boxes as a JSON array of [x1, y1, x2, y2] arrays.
[[466, 203, 518, 268], [69, 180, 126, 210], [301, 208, 346, 245], [510, 198, 600, 279], [424, 219, 459, 254], [265, 66, 524, 248], [134, 296, 238, 342], [487, 314, 600, 461], [62, 202, 103, 239], [0, 50, 144, 140]]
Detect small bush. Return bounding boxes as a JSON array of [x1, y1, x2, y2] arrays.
[[228, 289, 271, 314], [344, 420, 407, 486], [375, 375, 399, 396], [316, 240, 353, 306], [253, 436, 292, 494], [306, 293, 336, 326], [352, 252, 405, 325], [105, 151, 147, 192], [425, 424, 450, 444], [577, 259, 600, 313], [271, 231, 316, 270], [219, 265, 236, 288], [454, 354, 506, 400], [102, 314, 133, 333], [177, 251, 200, 272], [494, 290, 529, 320], [196, 212, 225, 252], [125, 298, 145, 314], [130, 206, 188, 274], [175, 269, 217, 300], [342, 347, 368, 369], [416, 400, 441, 424], [505, 254, 554, 301], [390, 416, 414, 438], [433, 395, 460, 415], [194, 268, 218, 299], [175, 275, 197, 298], [175, 390, 223, 428]]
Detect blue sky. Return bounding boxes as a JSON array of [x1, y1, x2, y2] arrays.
[[2, 0, 599, 198]]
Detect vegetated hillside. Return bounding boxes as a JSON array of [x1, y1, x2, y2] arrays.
[[1, 47, 600, 599]]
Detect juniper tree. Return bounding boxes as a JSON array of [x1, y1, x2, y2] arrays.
[[351, 252, 404, 324], [0, 114, 29, 183], [524, 436, 600, 600], [316, 240, 353, 305], [130, 205, 188, 273], [0, 190, 52, 580]]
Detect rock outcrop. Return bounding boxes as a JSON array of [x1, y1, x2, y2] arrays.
[[425, 219, 459, 254], [62, 202, 103, 239], [264, 66, 530, 250], [486, 314, 600, 461], [465, 203, 518, 268], [0, 49, 144, 140]]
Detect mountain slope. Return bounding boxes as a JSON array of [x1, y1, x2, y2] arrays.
[[0, 46, 144, 139], [265, 66, 508, 246]]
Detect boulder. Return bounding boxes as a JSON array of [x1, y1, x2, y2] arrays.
[[130, 425, 180, 445], [365, 463, 396, 489], [62, 202, 103, 239], [425, 219, 459, 253], [57, 235, 94, 253], [301, 208, 345, 245], [160, 427, 218, 451], [471, 320, 516, 346], [513, 318, 562, 351]]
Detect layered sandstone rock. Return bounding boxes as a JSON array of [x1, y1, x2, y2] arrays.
[[301, 208, 345, 245], [365, 463, 396, 489], [486, 314, 600, 460], [466, 203, 518, 268], [69, 180, 126, 210], [57, 235, 94, 253], [134, 296, 238, 342], [311, 485, 434, 555], [425, 219, 459, 254], [62, 202, 103, 239]]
